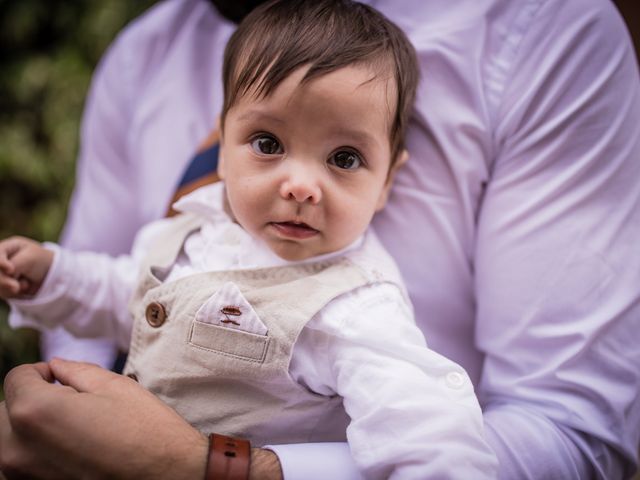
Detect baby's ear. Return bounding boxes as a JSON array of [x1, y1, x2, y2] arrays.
[[375, 149, 408, 211], [217, 117, 226, 180], [391, 150, 409, 174], [218, 148, 226, 180]]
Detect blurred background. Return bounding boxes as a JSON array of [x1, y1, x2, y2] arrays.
[[0, 0, 638, 401]]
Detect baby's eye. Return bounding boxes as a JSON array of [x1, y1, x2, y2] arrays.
[[329, 150, 362, 170], [251, 134, 283, 155]]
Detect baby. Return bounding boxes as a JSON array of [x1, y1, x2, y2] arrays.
[[0, 0, 497, 477]]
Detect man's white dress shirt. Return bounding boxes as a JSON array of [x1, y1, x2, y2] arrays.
[[11, 0, 640, 478]]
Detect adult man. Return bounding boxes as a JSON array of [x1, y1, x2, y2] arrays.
[[1, 0, 639, 478]]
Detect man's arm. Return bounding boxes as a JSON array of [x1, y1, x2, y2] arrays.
[[30, 13, 145, 368], [476, 0, 640, 477], [0, 360, 283, 480]]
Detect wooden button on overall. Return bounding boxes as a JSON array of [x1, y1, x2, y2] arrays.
[[145, 301, 166, 327]]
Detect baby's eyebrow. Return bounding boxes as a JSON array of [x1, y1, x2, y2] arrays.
[[329, 127, 379, 148], [235, 110, 285, 125]]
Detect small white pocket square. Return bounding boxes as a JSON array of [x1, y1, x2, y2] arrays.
[[194, 282, 268, 336]]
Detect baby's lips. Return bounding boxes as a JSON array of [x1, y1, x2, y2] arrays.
[[270, 221, 320, 239]]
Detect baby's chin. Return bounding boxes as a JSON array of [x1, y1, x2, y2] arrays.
[[270, 244, 319, 262], [268, 241, 336, 263], [268, 237, 361, 263]]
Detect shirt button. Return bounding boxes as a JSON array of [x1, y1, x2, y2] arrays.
[[145, 301, 167, 327], [445, 371, 466, 389]]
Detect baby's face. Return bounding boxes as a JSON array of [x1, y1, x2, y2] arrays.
[[219, 65, 401, 261]]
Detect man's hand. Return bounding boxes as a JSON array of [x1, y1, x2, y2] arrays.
[[0, 359, 283, 479], [0, 359, 207, 479], [0, 236, 53, 298]]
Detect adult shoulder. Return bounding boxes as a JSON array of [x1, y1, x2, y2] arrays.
[[107, 0, 228, 87]]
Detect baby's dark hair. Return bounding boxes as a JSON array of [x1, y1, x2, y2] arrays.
[[221, 0, 419, 162]]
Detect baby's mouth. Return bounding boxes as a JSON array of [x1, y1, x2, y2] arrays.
[[270, 221, 319, 239]]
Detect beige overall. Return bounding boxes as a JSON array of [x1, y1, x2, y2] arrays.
[[123, 213, 406, 446]]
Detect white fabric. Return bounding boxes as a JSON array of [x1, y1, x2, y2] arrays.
[[11, 0, 640, 478], [10, 183, 498, 478], [194, 282, 269, 335]]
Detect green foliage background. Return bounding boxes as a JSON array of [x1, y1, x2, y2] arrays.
[[0, 0, 157, 399]]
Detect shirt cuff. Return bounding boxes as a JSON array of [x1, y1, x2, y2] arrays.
[[264, 443, 362, 480]]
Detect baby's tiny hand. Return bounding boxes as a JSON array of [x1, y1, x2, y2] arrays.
[[0, 236, 54, 299]]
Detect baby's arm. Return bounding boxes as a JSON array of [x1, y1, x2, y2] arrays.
[[0, 236, 53, 298], [298, 283, 498, 479], [8, 245, 139, 350], [5, 217, 171, 350]]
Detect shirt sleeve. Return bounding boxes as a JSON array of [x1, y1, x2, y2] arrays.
[[9, 246, 138, 351], [277, 283, 498, 479], [36, 23, 144, 366], [9, 219, 169, 351], [476, 1, 640, 478], [265, 443, 363, 480], [60, 26, 143, 254]]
